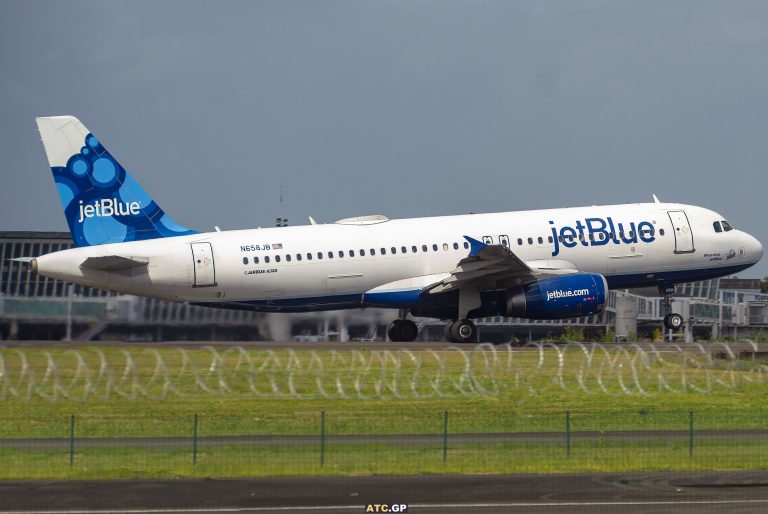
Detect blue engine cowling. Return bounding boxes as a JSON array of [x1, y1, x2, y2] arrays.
[[505, 273, 608, 319]]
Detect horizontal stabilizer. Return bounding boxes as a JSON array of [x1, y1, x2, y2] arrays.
[[80, 255, 149, 271]]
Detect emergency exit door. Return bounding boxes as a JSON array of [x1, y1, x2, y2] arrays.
[[667, 211, 695, 254], [191, 242, 217, 287]]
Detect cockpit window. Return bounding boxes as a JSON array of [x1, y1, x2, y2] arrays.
[[722, 220, 734, 232], [713, 221, 722, 233]]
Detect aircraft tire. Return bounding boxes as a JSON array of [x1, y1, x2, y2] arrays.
[[663, 313, 684, 330], [387, 320, 404, 342], [448, 319, 477, 343], [399, 320, 419, 342]]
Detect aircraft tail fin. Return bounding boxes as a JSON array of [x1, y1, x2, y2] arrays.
[[35, 116, 197, 247]]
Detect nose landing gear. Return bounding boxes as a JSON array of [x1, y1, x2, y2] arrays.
[[659, 283, 683, 331]]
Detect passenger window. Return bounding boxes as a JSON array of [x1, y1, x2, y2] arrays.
[[265, 256, 271, 263], [422, 245, 428, 252], [588, 234, 593, 242], [350, 250, 355, 257], [286, 254, 291, 262], [548, 236, 553, 243], [499, 235, 510, 247], [453, 242, 459, 250], [307, 253, 313, 260], [242, 257, 248, 265], [360, 249, 366, 256], [296, 254, 302, 261], [328, 251, 333, 259], [517, 238, 523, 245], [527, 237, 533, 245], [381, 248, 386, 255], [254, 256, 260, 264], [402, 246, 407, 253], [412, 245, 417, 253], [391, 247, 397, 254], [443, 243, 449, 251], [608, 232, 614, 240], [580, 234, 586, 242], [275, 255, 281, 263], [537, 237, 543, 244], [339, 250, 344, 258], [317, 252, 323, 260], [432, 244, 438, 251], [659, 229, 665, 236], [463, 242, 469, 249], [558, 236, 564, 243], [370, 248, 376, 255]]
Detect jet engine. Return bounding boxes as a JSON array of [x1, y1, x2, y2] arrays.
[[505, 273, 608, 319]]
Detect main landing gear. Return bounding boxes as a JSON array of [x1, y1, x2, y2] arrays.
[[387, 318, 419, 342], [659, 283, 684, 331], [445, 319, 477, 343]]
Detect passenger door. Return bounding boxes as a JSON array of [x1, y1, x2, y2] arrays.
[[667, 211, 695, 253], [190, 242, 217, 287]]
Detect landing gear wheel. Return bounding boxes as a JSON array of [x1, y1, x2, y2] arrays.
[[446, 319, 477, 343], [663, 313, 684, 330], [387, 319, 419, 342]]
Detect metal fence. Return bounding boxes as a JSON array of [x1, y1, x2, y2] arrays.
[[1, 410, 766, 479]]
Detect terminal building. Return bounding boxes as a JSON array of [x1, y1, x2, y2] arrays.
[[1, 231, 766, 342]]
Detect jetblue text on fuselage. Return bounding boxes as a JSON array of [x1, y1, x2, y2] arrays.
[[549, 217, 656, 257], [77, 199, 141, 223]]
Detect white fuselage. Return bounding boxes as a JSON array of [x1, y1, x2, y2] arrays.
[[34, 202, 763, 315]]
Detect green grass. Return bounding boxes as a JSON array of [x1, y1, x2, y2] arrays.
[[1, 345, 767, 478]]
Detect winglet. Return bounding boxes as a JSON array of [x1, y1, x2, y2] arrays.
[[463, 236, 487, 257], [652, 194, 661, 204], [308, 216, 318, 225]]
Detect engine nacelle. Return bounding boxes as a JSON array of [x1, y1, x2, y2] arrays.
[[505, 273, 608, 319]]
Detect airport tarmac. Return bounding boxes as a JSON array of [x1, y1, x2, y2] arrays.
[[1, 472, 767, 514], [2, 339, 767, 354]]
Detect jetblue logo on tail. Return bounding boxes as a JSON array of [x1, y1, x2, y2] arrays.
[[549, 216, 656, 257], [77, 199, 141, 223]]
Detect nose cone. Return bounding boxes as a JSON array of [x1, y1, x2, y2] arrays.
[[745, 232, 764, 264]]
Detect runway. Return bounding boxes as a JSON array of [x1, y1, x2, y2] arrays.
[[1, 472, 767, 514]]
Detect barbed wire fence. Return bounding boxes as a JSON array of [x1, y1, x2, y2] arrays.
[[0, 343, 766, 402]]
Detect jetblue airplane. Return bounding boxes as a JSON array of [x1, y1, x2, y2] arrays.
[[32, 116, 763, 342]]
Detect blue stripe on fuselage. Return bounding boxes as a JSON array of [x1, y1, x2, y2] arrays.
[[191, 264, 753, 314]]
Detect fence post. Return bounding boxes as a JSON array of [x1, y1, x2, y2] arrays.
[[320, 411, 325, 467], [565, 411, 571, 459], [192, 414, 198, 465], [442, 411, 448, 464], [688, 411, 694, 458], [69, 415, 75, 467]]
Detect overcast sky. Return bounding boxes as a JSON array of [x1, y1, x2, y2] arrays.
[[1, 1, 766, 278]]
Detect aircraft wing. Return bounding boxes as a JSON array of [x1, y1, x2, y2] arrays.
[[80, 255, 149, 271], [423, 236, 578, 294]]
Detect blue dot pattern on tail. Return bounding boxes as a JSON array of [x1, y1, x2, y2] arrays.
[[51, 133, 197, 247]]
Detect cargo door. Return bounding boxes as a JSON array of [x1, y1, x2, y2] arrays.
[[191, 242, 217, 287]]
